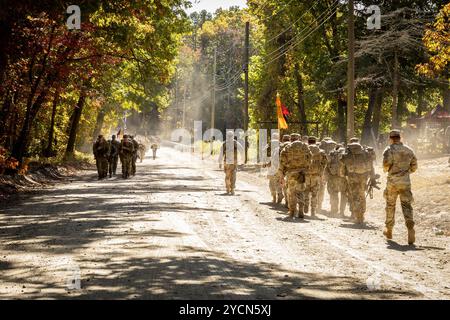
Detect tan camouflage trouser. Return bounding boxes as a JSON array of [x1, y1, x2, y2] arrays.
[[120, 154, 132, 178], [317, 174, 326, 210], [286, 171, 306, 217], [384, 183, 414, 229], [327, 175, 347, 215], [96, 156, 108, 179], [268, 172, 283, 201], [224, 164, 237, 193], [346, 174, 367, 222], [304, 174, 321, 215]]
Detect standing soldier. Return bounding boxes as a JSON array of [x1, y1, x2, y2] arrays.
[[326, 144, 348, 217], [93, 135, 109, 180], [119, 134, 134, 179], [278, 133, 312, 219], [108, 135, 120, 178], [304, 136, 328, 217], [342, 139, 374, 224], [138, 143, 146, 163], [151, 142, 159, 160], [218, 131, 244, 195], [382, 129, 418, 245], [130, 136, 139, 176]]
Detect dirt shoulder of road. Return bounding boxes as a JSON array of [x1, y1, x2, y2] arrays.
[[0, 161, 94, 201]]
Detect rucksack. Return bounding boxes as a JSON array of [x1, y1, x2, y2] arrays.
[[282, 141, 311, 170], [328, 150, 345, 177], [343, 143, 371, 175], [309, 145, 327, 175]]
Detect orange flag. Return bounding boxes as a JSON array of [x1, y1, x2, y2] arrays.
[[276, 93, 288, 129]]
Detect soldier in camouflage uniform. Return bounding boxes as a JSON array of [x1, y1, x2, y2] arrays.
[[130, 136, 140, 176], [326, 144, 347, 217], [304, 136, 328, 217], [318, 137, 337, 211], [218, 131, 244, 195], [280, 135, 291, 207], [342, 139, 374, 224], [108, 135, 120, 177], [138, 143, 146, 163], [119, 134, 134, 179], [93, 135, 109, 180], [278, 133, 312, 219], [382, 130, 418, 245], [266, 133, 284, 203]]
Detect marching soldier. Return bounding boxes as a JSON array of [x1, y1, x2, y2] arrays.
[[108, 135, 120, 177], [130, 135, 139, 176], [342, 139, 374, 224], [266, 133, 283, 203], [382, 129, 418, 245], [326, 144, 348, 217], [280, 135, 291, 207], [318, 137, 337, 211], [119, 134, 134, 179], [304, 136, 328, 217], [151, 142, 158, 160], [218, 131, 244, 195], [278, 133, 312, 219], [93, 135, 109, 180]]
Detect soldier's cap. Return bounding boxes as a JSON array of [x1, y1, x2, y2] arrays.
[[290, 133, 301, 139], [302, 135, 309, 140], [308, 136, 317, 144], [349, 137, 359, 143], [282, 135, 291, 142], [389, 129, 401, 138], [323, 137, 332, 141]]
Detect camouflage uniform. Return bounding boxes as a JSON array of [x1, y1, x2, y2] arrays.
[[279, 135, 291, 207], [130, 136, 139, 176], [93, 135, 109, 180], [266, 135, 283, 203], [119, 135, 134, 179], [279, 138, 312, 218], [383, 130, 418, 244], [108, 136, 120, 177], [151, 143, 158, 160], [342, 142, 373, 224], [219, 133, 244, 195], [318, 138, 337, 210], [326, 147, 347, 216], [138, 143, 146, 163], [304, 138, 328, 216]]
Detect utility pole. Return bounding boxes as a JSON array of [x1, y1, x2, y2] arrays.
[[244, 21, 250, 163], [211, 47, 217, 131], [347, 0, 355, 141], [182, 85, 187, 129]]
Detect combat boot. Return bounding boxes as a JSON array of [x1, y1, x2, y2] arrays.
[[277, 193, 283, 204], [272, 194, 276, 203], [407, 227, 415, 245], [383, 227, 393, 240]]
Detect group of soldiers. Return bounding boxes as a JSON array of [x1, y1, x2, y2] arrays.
[[93, 134, 152, 180], [218, 129, 418, 245]]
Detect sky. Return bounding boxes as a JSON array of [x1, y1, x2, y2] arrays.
[[186, 0, 248, 14]]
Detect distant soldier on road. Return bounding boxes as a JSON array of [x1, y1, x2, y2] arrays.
[[151, 142, 159, 160], [93, 135, 109, 180], [119, 134, 134, 179], [382, 129, 418, 245], [326, 144, 347, 217], [304, 136, 328, 217], [279, 134, 291, 207], [108, 135, 120, 178], [318, 137, 337, 211], [218, 131, 244, 195], [278, 133, 312, 219], [138, 143, 146, 163]]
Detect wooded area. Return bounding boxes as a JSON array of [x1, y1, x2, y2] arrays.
[[0, 0, 449, 173]]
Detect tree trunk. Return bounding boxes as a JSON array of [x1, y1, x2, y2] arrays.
[[417, 86, 425, 117], [391, 51, 399, 128], [92, 107, 106, 141], [43, 89, 59, 157], [337, 94, 347, 143], [372, 89, 384, 138], [442, 77, 450, 113], [294, 63, 308, 135], [64, 85, 87, 160], [362, 87, 377, 145]]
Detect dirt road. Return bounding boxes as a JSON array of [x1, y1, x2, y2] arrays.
[[0, 146, 448, 299]]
